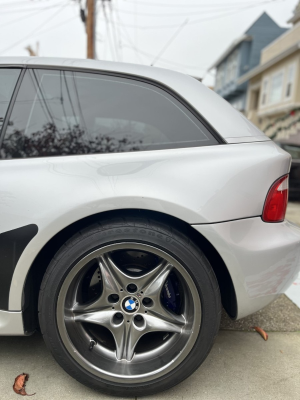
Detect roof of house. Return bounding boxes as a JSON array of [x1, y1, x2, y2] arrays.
[[208, 34, 252, 71], [208, 12, 285, 71]]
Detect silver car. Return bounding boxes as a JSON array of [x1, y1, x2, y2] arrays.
[[0, 57, 299, 397]]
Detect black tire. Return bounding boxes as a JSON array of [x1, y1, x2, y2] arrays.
[[38, 215, 221, 397]]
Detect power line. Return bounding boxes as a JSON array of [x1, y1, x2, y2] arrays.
[[151, 18, 189, 66], [0, 2, 69, 55], [101, 0, 117, 61], [0, 3, 73, 14], [122, 0, 281, 7], [121, 43, 207, 69], [109, 0, 285, 29], [113, 2, 273, 17], [108, 1, 121, 61], [113, 1, 123, 61], [113, 8, 145, 64], [34, 15, 78, 37], [0, 1, 68, 28], [0, 0, 57, 7]]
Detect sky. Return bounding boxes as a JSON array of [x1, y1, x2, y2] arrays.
[[0, 0, 298, 86]]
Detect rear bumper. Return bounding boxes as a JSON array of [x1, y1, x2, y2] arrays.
[[192, 217, 300, 319]]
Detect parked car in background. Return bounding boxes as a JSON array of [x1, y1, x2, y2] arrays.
[[276, 142, 300, 200], [0, 57, 300, 397]]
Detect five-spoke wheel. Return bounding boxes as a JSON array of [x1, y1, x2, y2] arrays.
[[57, 243, 200, 380], [39, 217, 221, 397]]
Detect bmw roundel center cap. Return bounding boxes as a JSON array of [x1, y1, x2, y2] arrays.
[[122, 296, 140, 314]]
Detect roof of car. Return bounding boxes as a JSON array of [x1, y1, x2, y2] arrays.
[[0, 57, 268, 143]]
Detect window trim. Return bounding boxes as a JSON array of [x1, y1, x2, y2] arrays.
[[0, 68, 24, 149], [0, 66, 225, 152], [284, 62, 296, 101], [269, 69, 284, 105], [260, 77, 269, 107]]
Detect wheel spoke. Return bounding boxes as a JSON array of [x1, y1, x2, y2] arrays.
[[59, 242, 201, 381], [140, 260, 173, 298], [74, 309, 115, 328], [113, 321, 144, 361], [100, 254, 132, 293], [143, 313, 183, 334], [148, 300, 186, 325], [72, 254, 130, 313], [139, 261, 185, 324]]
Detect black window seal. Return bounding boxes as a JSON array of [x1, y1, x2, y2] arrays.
[[0, 68, 26, 149], [24, 65, 226, 145]]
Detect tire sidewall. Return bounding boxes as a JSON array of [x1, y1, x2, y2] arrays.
[[39, 220, 221, 397]]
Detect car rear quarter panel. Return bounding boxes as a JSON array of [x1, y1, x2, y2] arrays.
[[193, 219, 300, 318], [0, 140, 290, 310]]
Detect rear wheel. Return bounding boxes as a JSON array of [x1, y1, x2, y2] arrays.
[[39, 216, 221, 397]]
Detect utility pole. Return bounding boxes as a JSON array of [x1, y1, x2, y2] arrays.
[[86, 0, 96, 59]]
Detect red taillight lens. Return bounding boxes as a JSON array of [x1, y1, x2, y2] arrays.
[[262, 175, 289, 222]]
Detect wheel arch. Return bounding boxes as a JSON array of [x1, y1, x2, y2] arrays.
[[23, 209, 237, 334]]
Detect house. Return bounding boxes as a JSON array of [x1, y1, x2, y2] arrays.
[[239, 1, 300, 142], [209, 13, 287, 112]]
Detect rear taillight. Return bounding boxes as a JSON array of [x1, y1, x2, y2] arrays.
[[262, 175, 289, 222]]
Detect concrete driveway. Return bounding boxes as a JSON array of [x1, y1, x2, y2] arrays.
[[1, 330, 300, 400], [1, 202, 300, 399]]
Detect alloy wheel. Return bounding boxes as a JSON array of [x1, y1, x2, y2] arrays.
[[57, 242, 201, 383]]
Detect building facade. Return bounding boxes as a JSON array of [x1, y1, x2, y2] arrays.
[[240, 2, 300, 141], [210, 13, 286, 112]]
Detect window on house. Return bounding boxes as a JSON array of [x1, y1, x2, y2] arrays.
[[219, 64, 225, 87], [285, 64, 295, 99], [216, 64, 225, 89], [226, 57, 232, 83], [261, 78, 269, 105], [270, 72, 283, 104], [215, 69, 221, 89], [230, 50, 238, 81]]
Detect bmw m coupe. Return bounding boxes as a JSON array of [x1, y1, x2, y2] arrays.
[[0, 57, 299, 397]]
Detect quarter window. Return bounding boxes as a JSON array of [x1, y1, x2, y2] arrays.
[[0, 69, 20, 132], [1, 69, 217, 159]]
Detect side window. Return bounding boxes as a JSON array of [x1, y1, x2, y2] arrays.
[[0, 69, 20, 132], [1, 69, 217, 159]]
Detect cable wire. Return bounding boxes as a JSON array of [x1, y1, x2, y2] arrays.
[[99, 0, 284, 29], [0, 2, 69, 55], [0, 1, 68, 28], [102, 0, 117, 61], [122, 0, 281, 8], [150, 18, 189, 66]]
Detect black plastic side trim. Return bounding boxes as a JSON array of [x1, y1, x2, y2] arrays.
[[0, 224, 38, 310]]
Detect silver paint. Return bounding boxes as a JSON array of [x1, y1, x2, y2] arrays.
[[0, 58, 299, 335], [193, 218, 300, 319], [0, 141, 292, 313], [0, 311, 24, 335]]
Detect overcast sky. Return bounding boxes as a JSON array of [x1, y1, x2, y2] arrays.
[[0, 0, 298, 86]]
